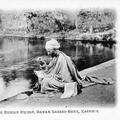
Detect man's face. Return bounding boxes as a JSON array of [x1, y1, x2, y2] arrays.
[[46, 49, 55, 56]]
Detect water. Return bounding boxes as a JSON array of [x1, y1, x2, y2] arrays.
[[0, 36, 115, 72], [0, 36, 116, 101]]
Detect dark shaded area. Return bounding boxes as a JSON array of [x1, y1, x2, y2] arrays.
[[1, 70, 17, 87], [22, 68, 39, 89], [1, 68, 39, 90]]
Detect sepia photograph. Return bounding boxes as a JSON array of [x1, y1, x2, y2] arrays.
[[0, 0, 119, 120]]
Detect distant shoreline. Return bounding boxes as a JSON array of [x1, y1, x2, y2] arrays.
[[0, 29, 116, 42]]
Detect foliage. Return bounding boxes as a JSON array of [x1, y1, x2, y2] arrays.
[[0, 9, 116, 41], [24, 11, 75, 35], [77, 9, 116, 33]]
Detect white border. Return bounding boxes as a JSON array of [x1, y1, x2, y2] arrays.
[[0, 0, 120, 120]]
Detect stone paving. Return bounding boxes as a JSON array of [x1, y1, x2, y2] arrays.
[[0, 59, 116, 108]]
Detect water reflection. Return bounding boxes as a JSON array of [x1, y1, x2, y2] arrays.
[[0, 37, 29, 69], [0, 37, 115, 72], [59, 40, 115, 70]]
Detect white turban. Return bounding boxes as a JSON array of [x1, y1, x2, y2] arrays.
[[45, 39, 60, 50]]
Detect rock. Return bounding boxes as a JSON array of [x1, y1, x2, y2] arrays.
[[15, 93, 29, 100]]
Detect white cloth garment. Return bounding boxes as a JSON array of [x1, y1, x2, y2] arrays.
[[60, 82, 77, 99]]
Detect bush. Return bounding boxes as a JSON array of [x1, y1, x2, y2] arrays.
[[77, 9, 116, 33], [25, 11, 75, 35]]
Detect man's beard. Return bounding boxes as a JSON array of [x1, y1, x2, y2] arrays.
[[49, 52, 57, 57]]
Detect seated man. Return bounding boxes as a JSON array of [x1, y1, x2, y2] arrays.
[[35, 38, 83, 96]]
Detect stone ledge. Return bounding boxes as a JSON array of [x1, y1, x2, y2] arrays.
[[79, 59, 115, 76]]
